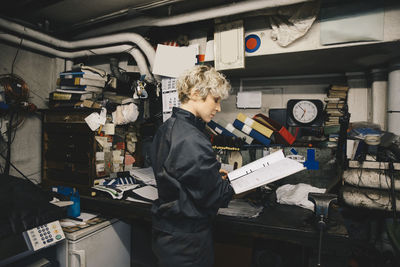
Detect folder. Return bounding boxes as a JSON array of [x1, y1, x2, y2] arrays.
[[215, 119, 254, 144], [224, 122, 253, 144], [253, 113, 295, 145], [233, 119, 271, 146], [207, 120, 237, 137], [236, 113, 273, 138]]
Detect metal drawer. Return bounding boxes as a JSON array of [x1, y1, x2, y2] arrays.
[[44, 122, 91, 134]]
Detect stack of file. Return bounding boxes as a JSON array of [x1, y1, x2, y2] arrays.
[[49, 68, 107, 108], [207, 120, 244, 150], [216, 119, 253, 144], [236, 113, 273, 138], [232, 113, 272, 146], [48, 91, 93, 108], [324, 85, 349, 126], [207, 120, 236, 138], [253, 113, 295, 145], [56, 70, 107, 94]]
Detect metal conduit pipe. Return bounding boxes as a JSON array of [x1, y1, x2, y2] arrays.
[[0, 33, 155, 81], [0, 0, 310, 79], [110, 57, 130, 84], [77, 0, 312, 37], [0, 17, 156, 70], [128, 47, 154, 82]]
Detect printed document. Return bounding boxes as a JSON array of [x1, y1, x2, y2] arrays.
[[228, 150, 305, 194]]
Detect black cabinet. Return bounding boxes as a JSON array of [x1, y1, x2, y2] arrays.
[[41, 109, 97, 195]]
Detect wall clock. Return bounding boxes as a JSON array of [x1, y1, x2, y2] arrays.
[[287, 99, 324, 127]]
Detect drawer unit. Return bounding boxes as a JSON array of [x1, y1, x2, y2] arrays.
[[41, 109, 98, 195]]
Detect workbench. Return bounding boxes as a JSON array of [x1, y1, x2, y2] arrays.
[[80, 195, 350, 267]]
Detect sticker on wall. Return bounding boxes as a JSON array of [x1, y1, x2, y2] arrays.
[[245, 34, 261, 53]]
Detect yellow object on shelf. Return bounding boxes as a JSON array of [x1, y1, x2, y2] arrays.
[[236, 113, 273, 138]]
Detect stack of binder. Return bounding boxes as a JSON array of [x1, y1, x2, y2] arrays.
[[48, 91, 93, 108], [207, 120, 236, 138], [232, 113, 273, 146], [252, 113, 295, 145], [56, 70, 107, 94], [207, 120, 244, 150], [48, 68, 108, 108], [216, 119, 254, 145]]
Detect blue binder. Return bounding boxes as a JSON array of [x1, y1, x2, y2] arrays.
[[233, 119, 271, 146], [207, 120, 237, 137]]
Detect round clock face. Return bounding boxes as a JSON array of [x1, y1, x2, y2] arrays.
[[292, 100, 318, 124]]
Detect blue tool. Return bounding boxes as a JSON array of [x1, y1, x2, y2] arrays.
[[303, 148, 319, 170]]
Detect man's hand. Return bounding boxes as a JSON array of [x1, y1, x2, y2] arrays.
[[219, 169, 228, 180]]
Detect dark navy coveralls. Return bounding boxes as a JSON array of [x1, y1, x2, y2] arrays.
[[151, 107, 234, 267]]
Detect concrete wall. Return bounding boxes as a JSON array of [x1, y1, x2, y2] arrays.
[[1, 2, 398, 182], [0, 43, 64, 183], [215, 84, 328, 125]]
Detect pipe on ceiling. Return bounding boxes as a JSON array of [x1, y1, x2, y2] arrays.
[[130, 47, 154, 81], [0, 33, 155, 81], [77, 0, 312, 38], [0, 17, 156, 70], [0, 0, 310, 81]]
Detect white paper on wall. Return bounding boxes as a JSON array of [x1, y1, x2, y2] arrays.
[[236, 91, 262, 108], [152, 44, 197, 78]]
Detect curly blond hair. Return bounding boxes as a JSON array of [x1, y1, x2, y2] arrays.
[[177, 65, 231, 104]]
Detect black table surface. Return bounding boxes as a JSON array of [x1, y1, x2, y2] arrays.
[[80, 195, 349, 251]]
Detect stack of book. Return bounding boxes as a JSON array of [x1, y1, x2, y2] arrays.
[[103, 91, 134, 105], [48, 91, 93, 108], [56, 70, 107, 93], [49, 69, 108, 108], [324, 85, 349, 126]]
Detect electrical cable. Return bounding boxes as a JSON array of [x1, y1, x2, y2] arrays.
[[27, 88, 46, 102], [0, 73, 30, 103], [11, 38, 23, 75], [389, 160, 397, 220], [4, 110, 15, 174], [0, 151, 39, 186], [355, 160, 389, 209]]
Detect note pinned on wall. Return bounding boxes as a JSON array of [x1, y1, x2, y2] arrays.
[[237, 91, 262, 108], [152, 44, 197, 78]]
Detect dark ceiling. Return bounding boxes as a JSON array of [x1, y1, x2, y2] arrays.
[[0, 0, 238, 38], [1, 0, 400, 78]]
